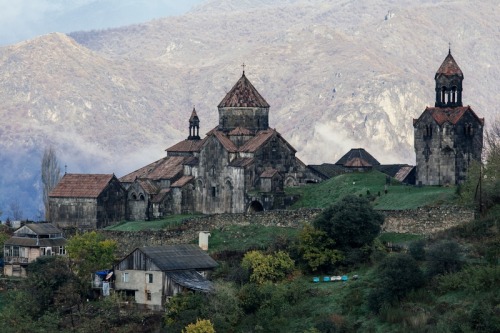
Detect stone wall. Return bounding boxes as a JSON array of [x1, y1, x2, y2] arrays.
[[381, 206, 475, 235], [100, 206, 474, 256], [101, 209, 322, 256]]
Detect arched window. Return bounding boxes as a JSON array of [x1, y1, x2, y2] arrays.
[[451, 86, 457, 103], [441, 86, 447, 104], [139, 194, 145, 201], [131, 193, 137, 200]]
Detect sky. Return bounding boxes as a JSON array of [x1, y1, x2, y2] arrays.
[[0, 0, 205, 46]]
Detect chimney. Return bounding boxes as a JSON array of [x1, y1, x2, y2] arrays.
[[199, 231, 210, 251]]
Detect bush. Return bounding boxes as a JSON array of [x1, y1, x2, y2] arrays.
[[313, 195, 384, 250], [183, 319, 215, 333], [426, 240, 463, 278], [242, 250, 295, 284], [368, 254, 425, 313], [409, 239, 426, 261]]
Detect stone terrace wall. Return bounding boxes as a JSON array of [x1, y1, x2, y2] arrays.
[[381, 206, 475, 235], [101, 209, 322, 256], [101, 206, 475, 255]]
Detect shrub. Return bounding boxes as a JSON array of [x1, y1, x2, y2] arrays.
[[313, 195, 384, 250], [183, 319, 215, 333], [241, 250, 295, 284], [426, 240, 463, 278], [296, 224, 343, 273], [368, 254, 425, 313]]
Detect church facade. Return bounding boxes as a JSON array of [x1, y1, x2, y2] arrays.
[[120, 71, 316, 220], [413, 50, 484, 186]]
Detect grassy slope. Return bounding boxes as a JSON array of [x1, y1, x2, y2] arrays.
[[286, 170, 457, 210], [104, 214, 202, 231]]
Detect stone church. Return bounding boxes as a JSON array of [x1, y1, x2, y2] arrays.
[[413, 50, 484, 185], [119, 70, 316, 220]]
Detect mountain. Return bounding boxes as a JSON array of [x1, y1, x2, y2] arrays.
[[0, 0, 498, 219]]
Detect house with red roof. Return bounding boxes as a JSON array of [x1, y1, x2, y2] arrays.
[[119, 70, 317, 218], [48, 174, 126, 229], [413, 50, 484, 185]]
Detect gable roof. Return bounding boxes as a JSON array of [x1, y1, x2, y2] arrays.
[[335, 148, 380, 166], [436, 51, 463, 77], [120, 156, 188, 183], [209, 129, 238, 152], [138, 245, 218, 271], [238, 129, 279, 153], [171, 175, 194, 188], [136, 179, 159, 195], [166, 138, 205, 153], [260, 168, 280, 178], [49, 174, 117, 198], [15, 223, 62, 236], [413, 106, 484, 126], [229, 127, 252, 135], [218, 72, 270, 108]]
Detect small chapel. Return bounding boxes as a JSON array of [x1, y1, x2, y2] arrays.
[[119, 70, 316, 220], [413, 50, 484, 186]]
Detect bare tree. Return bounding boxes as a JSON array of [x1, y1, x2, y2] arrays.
[[42, 146, 62, 220], [9, 200, 23, 220]]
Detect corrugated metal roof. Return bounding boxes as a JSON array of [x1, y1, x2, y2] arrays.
[[4, 237, 66, 247], [218, 72, 270, 108], [16, 223, 62, 236], [335, 148, 381, 166], [436, 51, 463, 77], [138, 245, 218, 271], [168, 270, 213, 292], [49, 174, 116, 198]]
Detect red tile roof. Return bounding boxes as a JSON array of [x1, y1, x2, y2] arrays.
[[151, 188, 171, 203], [436, 51, 463, 77], [120, 156, 187, 182], [211, 130, 238, 152], [229, 157, 254, 167], [239, 129, 274, 152], [189, 107, 199, 121], [218, 73, 270, 108], [171, 176, 194, 188], [260, 168, 280, 178], [344, 157, 372, 168], [414, 106, 484, 126], [137, 179, 159, 195], [229, 127, 252, 135], [49, 174, 116, 198], [166, 138, 205, 153]]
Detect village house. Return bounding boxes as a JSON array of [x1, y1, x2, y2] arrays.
[[48, 174, 126, 230], [413, 50, 484, 185], [3, 223, 66, 277], [113, 244, 218, 311]]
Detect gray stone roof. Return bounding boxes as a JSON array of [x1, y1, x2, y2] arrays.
[[139, 244, 218, 271]]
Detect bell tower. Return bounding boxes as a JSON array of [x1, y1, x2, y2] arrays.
[[434, 49, 464, 108], [188, 107, 200, 140]]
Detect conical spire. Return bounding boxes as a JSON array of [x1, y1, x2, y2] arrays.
[[188, 107, 200, 140], [218, 72, 270, 108], [436, 50, 463, 78]]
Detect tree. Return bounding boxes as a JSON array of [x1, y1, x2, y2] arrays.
[[65, 231, 117, 281], [368, 253, 425, 313], [183, 319, 216, 333], [241, 250, 295, 284], [426, 240, 463, 278], [313, 195, 384, 250], [9, 200, 23, 220], [41, 146, 62, 220], [297, 224, 343, 272]]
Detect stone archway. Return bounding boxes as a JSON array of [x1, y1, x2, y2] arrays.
[[247, 200, 264, 213]]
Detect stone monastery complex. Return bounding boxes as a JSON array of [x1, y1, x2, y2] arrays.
[[48, 51, 484, 230]]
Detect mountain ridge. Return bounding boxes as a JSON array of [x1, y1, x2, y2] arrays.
[[0, 0, 498, 218]]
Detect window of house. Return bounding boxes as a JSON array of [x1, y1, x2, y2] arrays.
[[146, 273, 153, 283], [122, 272, 129, 283], [146, 290, 152, 301], [59, 247, 66, 255], [13, 246, 19, 257]]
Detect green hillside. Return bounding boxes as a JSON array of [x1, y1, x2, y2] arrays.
[[286, 170, 457, 210]]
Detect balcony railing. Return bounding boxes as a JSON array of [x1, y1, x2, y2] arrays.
[[4, 256, 29, 264]]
